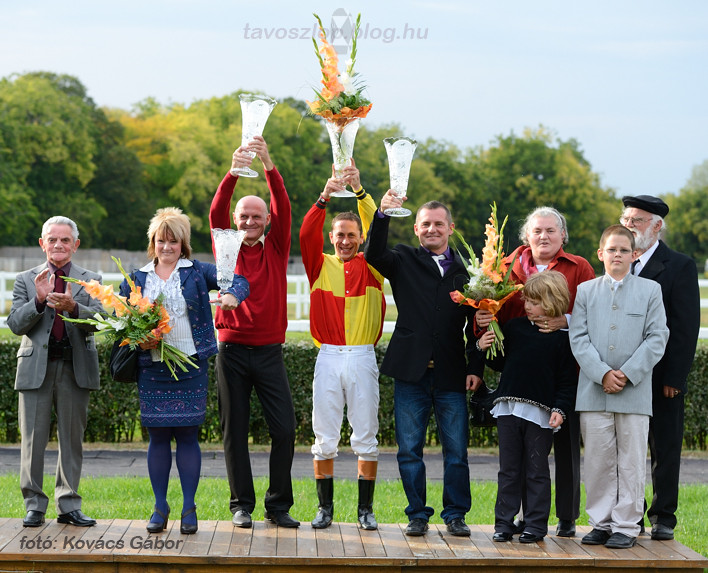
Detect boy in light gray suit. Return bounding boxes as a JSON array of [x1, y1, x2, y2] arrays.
[[569, 225, 668, 549]]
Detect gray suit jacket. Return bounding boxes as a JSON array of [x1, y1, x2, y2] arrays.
[[7, 263, 103, 391], [569, 273, 669, 416]]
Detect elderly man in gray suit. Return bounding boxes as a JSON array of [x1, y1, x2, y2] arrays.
[[8, 216, 102, 528]]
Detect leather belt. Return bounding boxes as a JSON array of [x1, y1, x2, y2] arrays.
[[48, 339, 73, 361]]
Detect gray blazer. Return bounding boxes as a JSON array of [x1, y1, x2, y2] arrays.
[[7, 263, 103, 391], [569, 273, 669, 416]]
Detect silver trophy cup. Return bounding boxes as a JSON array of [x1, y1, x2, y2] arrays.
[[326, 118, 361, 197], [211, 228, 247, 293], [231, 94, 277, 178], [383, 137, 417, 217]]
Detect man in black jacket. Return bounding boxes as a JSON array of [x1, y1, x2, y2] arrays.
[[364, 190, 484, 537], [620, 194, 700, 541]]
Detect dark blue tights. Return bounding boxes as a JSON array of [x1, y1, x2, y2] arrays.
[[147, 425, 201, 526]]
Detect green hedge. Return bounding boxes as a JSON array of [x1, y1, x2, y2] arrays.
[[0, 339, 706, 449], [685, 345, 708, 450]]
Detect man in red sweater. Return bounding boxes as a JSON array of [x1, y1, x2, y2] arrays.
[[209, 136, 299, 529]]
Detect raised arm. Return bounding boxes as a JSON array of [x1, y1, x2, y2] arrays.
[[363, 191, 400, 277]]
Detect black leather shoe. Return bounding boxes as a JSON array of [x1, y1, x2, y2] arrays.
[[146, 505, 170, 533], [405, 518, 429, 536], [512, 518, 526, 534], [57, 509, 96, 527], [605, 532, 637, 548], [493, 531, 513, 542], [232, 509, 252, 528], [264, 510, 300, 528], [581, 528, 611, 545], [180, 506, 198, 535], [23, 510, 45, 527], [556, 519, 576, 537], [651, 523, 674, 540], [520, 531, 545, 543], [446, 517, 470, 537]]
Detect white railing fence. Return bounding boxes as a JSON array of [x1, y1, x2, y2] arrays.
[[1, 273, 706, 338]]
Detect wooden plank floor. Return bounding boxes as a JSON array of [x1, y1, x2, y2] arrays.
[[0, 518, 706, 572]]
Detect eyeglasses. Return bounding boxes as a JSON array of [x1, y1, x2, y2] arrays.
[[603, 248, 633, 255], [619, 216, 651, 226]]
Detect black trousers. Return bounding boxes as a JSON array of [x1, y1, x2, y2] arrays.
[[216, 343, 296, 514], [647, 392, 684, 529], [496, 415, 554, 536], [552, 409, 581, 521]]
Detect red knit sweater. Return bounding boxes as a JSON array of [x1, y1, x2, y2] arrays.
[[499, 245, 596, 322], [209, 168, 291, 345]]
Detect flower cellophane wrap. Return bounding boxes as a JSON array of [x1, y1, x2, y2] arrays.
[[61, 256, 196, 379], [307, 12, 372, 128], [450, 204, 522, 358]]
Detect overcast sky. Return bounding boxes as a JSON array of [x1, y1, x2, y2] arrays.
[[2, 0, 707, 199]]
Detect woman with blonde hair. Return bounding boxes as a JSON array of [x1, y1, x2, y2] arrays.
[[119, 207, 249, 534], [478, 271, 577, 543]]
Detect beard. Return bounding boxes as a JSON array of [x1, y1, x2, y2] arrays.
[[630, 225, 658, 252]]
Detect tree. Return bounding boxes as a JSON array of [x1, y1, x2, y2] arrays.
[[0, 72, 99, 243], [685, 159, 708, 191], [0, 72, 146, 248], [664, 186, 708, 265], [86, 117, 153, 251], [1, 70, 624, 264]]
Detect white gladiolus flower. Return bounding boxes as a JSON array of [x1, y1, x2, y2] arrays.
[[109, 318, 127, 331], [339, 72, 357, 96], [94, 313, 127, 331]]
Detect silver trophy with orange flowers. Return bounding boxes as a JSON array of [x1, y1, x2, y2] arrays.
[[307, 13, 372, 198]]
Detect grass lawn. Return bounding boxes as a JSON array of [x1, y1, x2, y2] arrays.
[[0, 475, 706, 559]]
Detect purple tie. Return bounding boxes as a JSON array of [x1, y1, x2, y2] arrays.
[[51, 269, 66, 341]]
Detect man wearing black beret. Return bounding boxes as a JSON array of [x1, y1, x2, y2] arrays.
[[620, 195, 700, 541]]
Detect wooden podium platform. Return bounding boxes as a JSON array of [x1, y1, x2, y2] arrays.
[[1, 517, 706, 572]]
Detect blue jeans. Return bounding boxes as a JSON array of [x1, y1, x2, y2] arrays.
[[394, 370, 470, 523]]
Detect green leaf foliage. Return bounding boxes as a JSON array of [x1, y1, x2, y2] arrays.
[[2, 72, 708, 269]]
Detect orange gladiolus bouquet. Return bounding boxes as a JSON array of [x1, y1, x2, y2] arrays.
[[450, 203, 522, 358], [62, 256, 196, 379], [307, 12, 372, 127]]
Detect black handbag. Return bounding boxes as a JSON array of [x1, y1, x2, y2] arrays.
[[109, 340, 138, 383], [469, 381, 497, 427]]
